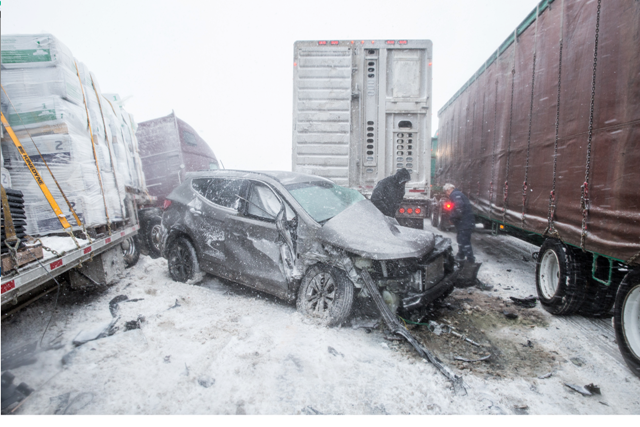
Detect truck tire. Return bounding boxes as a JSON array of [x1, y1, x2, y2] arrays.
[[535, 239, 587, 315], [437, 207, 447, 232], [297, 264, 354, 327], [168, 236, 201, 283], [145, 216, 163, 259], [122, 236, 140, 268], [613, 270, 640, 378], [578, 278, 619, 318], [430, 205, 440, 228]]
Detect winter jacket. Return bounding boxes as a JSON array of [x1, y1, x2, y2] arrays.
[[371, 168, 411, 217], [448, 189, 475, 230]]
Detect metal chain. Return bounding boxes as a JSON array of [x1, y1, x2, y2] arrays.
[[544, 40, 563, 239], [489, 81, 499, 221], [580, 0, 601, 251], [26, 236, 62, 258], [522, 53, 536, 228], [503, 68, 516, 224]]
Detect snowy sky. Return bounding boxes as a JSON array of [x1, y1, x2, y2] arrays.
[[3, 0, 540, 171]]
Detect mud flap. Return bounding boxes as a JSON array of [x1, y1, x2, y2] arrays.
[[359, 269, 466, 395], [455, 262, 482, 288]]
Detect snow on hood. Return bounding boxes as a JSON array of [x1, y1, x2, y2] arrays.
[[318, 199, 435, 260]]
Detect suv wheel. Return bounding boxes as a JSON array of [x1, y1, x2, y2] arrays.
[[297, 264, 354, 327], [168, 236, 201, 283]]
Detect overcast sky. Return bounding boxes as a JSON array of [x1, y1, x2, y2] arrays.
[[3, 0, 540, 171]]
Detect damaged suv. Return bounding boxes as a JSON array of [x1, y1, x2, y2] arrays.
[[161, 170, 457, 325]]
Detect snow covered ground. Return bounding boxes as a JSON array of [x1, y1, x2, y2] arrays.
[[2, 222, 639, 415]]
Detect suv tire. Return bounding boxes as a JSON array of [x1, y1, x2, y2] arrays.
[[297, 264, 354, 327], [168, 236, 201, 283]]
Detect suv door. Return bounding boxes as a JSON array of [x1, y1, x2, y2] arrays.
[[224, 180, 296, 295], [190, 177, 247, 279]]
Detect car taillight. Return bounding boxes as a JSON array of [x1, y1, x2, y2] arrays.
[[399, 208, 405, 214], [407, 208, 413, 214], [415, 208, 421, 214], [444, 202, 453, 211], [163, 199, 172, 210]]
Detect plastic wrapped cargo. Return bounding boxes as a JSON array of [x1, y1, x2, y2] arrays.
[[1, 33, 143, 236]]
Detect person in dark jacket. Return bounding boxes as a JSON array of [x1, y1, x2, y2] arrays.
[[371, 168, 412, 217], [444, 183, 476, 263]]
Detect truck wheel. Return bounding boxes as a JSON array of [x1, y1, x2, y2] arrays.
[[614, 270, 640, 378], [430, 205, 440, 228], [535, 239, 586, 315], [578, 278, 619, 318], [122, 236, 140, 268], [297, 264, 354, 327], [145, 216, 163, 259], [168, 237, 201, 283], [437, 208, 447, 232]]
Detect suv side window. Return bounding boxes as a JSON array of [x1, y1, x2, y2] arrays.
[[247, 182, 296, 221], [205, 178, 245, 210], [192, 178, 212, 196], [247, 182, 281, 220]]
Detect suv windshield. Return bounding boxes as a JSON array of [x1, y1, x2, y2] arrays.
[[285, 181, 365, 223]]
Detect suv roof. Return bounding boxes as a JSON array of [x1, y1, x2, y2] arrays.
[[184, 169, 334, 186]]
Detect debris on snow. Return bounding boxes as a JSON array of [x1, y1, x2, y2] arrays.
[[197, 376, 216, 388], [538, 372, 552, 379], [72, 317, 119, 346], [168, 299, 181, 310], [328, 346, 344, 357], [564, 383, 596, 396], [570, 357, 586, 367], [49, 392, 70, 415], [503, 311, 519, 320], [453, 354, 491, 363], [510, 296, 537, 308], [302, 406, 323, 415], [584, 384, 601, 395]]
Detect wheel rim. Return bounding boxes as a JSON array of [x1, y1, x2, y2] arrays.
[[622, 284, 640, 359], [150, 224, 163, 252], [122, 237, 136, 258], [304, 272, 336, 316], [170, 243, 192, 281], [539, 249, 560, 299]]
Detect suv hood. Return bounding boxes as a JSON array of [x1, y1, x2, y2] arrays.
[[317, 200, 435, 260]]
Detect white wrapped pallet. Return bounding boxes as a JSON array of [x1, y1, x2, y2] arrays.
[[1, 33, 142, 236]]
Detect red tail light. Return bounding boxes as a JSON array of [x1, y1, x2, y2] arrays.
[[444, 202, 453, 211], [407, 208, 413, 214], [399, 208, 405, 214], [163, 199, 172, 210], [415, 208, 421, 214]]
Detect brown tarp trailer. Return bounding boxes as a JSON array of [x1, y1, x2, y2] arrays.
[[436, 0, 640, 265]]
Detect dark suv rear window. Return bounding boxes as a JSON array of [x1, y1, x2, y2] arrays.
[[205, 178, 245, 209]]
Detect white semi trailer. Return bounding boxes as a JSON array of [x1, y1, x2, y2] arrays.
[[292, 39, 433, 229]]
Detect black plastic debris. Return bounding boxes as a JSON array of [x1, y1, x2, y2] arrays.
[[1, 371, 34, 414], [72, 317, 119, 346], [109, 295, 129, 317], [503, 311, 519, 320], [564, 383, 595, 396], [198, 376, 216, 388], [513, 405, 529, 415], [521, 340, 534, 348], [510, 296, 537, 308], [124, 315, 145, 331], [1, 341, 38, 371], [453, 354, 491, 363], [584, 384, 601, 395]]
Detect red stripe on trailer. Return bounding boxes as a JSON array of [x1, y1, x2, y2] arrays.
[[408, 189, 425, 192], [121, 231, 125, 237], [50, 259, 63, 270], [1, 280, 16, 294], [84, 247, 92, 254], [105, 237, 112, 244]]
